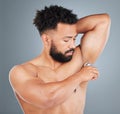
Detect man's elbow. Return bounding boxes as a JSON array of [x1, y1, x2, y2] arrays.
[[39, 92, 60, 109], [39, 98, 55, 109], [96, 13, 111, 32], [101, 13, 111, 26]]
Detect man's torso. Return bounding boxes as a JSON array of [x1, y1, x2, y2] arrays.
[[15, 55, 88, 114]]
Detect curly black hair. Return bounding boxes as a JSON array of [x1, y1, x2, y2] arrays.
[[33, 5, 78, 35]]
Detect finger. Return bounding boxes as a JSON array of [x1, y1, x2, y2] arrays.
[[93, 70, 99, 76], [92, 72, 99, 80], [89, 67, 99, 74]]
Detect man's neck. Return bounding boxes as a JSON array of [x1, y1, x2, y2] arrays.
[[40, 50, 62, 70]]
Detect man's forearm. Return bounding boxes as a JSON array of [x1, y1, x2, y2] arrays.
[[40, 66, 98, 108], [76, 13, 110, 34]]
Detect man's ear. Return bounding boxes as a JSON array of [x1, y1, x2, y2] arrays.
[[41, 33, 51, 47]]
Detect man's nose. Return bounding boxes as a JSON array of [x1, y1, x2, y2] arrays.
[[69, 41, 76, 49]]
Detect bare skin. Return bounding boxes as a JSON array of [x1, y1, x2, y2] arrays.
[[9, 14, 111, 114]]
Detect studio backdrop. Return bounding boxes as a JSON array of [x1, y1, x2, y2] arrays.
[[0, 0, 120, 114]]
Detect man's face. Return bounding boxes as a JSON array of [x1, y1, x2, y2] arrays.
[[48, 23, 77, 63]]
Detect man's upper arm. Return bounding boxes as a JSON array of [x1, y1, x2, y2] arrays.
[[78, 14, 111, 64], [9, 65, 50, 109]]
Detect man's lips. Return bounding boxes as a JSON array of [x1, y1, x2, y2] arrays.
[[65, 49, 74, 54], [65, 50, 74, 55]]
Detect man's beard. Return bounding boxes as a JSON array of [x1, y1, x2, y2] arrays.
[[50, 42, 75, 63]]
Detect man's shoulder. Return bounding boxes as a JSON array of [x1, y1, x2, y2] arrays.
[[9, 64, 24, 76], [9, 62, 37, 79]]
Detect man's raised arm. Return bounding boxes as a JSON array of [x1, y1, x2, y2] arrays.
[[76, 13, 111, 64], [56, 14, 111, 78]]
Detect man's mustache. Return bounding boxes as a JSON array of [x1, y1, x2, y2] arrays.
[[65, 48, 75, 54]]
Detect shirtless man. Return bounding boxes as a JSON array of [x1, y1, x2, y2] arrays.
[[9, 5, 111, 114]]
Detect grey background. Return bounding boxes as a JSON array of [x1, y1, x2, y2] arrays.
[[0, 0, 120, 114]]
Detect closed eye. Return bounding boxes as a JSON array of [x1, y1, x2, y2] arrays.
[[64, 39, 69, 42], [63, 34, 77, 42]]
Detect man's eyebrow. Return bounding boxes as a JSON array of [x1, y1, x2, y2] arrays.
[[64, 34, 78, 38]]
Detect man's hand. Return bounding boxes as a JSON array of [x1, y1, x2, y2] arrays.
[[79, 66, 99, 83]]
